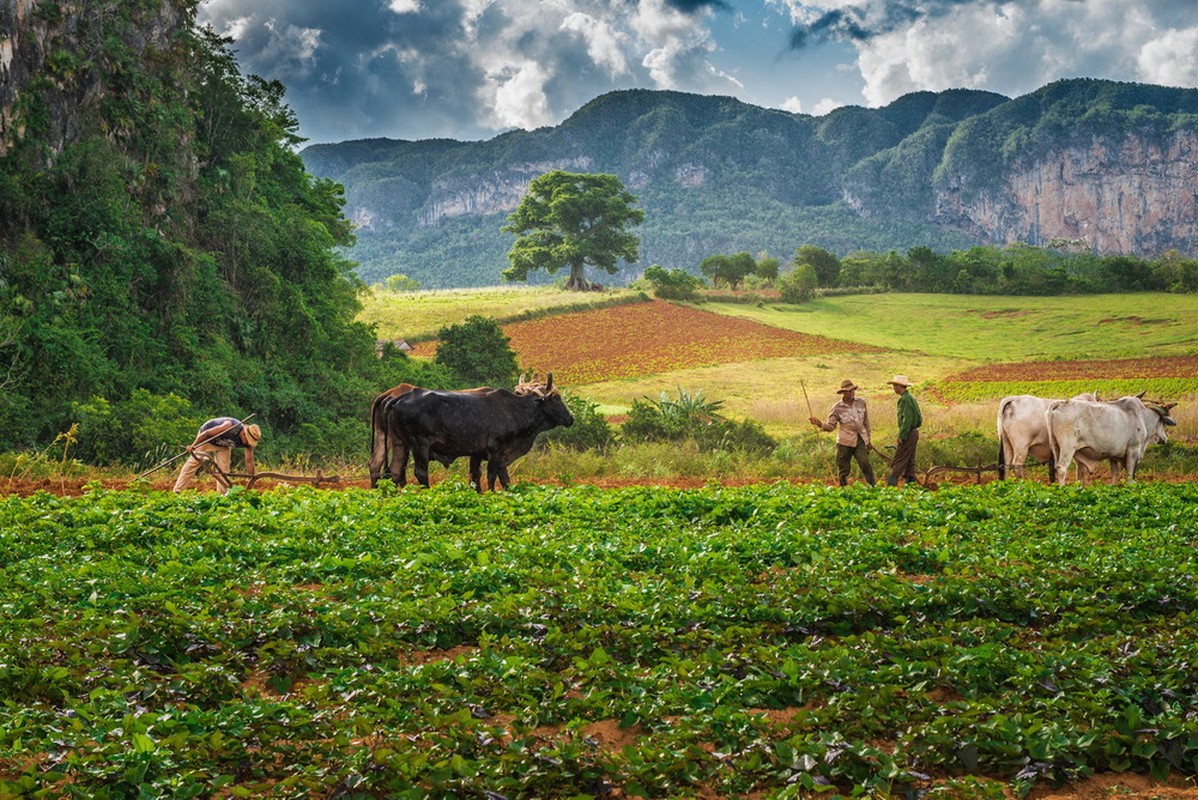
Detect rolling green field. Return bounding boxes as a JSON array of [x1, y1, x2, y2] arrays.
[[3, 483, 1197, 798], [702, 293, 1198, 362], [360, 286, 646, 342]]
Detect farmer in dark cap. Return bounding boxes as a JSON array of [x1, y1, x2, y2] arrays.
[[810, 379, 876, 486]]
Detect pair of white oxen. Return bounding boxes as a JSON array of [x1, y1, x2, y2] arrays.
[[996, 393, 1178, 485]]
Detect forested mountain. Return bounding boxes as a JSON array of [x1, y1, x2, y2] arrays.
[[302, 81, 1198, 289], [0, 0, 431, 454]]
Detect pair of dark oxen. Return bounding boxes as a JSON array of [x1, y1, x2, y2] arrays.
[[368, 375, 574, 492]]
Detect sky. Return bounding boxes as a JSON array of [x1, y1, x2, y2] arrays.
[[195, 0, 1198, 145]]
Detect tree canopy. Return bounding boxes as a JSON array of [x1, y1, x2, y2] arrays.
[[502, 171, 644, 291]]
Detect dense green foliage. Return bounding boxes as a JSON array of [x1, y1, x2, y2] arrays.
[[502, 171, 644, 291], [302, 80, 1198, 290], [2, 482, 1197, 797], [433, 315, 520, 388], [0, 5, 427, 457], [638, 265, 704, 301]]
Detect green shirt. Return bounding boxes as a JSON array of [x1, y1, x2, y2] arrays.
[[896, 390, 922, 440]]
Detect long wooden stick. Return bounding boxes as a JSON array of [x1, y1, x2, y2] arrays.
[[800, 380, 814, 418]]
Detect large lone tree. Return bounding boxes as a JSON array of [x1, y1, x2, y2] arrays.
[[502, 171, 644, 291]]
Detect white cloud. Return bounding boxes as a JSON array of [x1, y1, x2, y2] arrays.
[[486, 60, 553, 130], [780, 95, 803, 113], [258, 18, 322, 79], [388, 0, 421, 13], [779, 0, 1198, 108], [1138, 27, 1198, 86], [811, 97, 843, 115], [561, 12, 629, 77]]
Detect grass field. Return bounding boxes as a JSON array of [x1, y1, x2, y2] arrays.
[[360, 285, 646, 342], [702, 293, 1198, 361]]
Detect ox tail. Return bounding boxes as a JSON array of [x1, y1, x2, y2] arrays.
[[1044, 402, 1061, 485], [368, 392, 389, 484], [996, 398, 1011, 480]]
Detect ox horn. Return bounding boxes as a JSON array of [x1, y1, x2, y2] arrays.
[[1135, 390, 1147, 399], [1163, 402, 1178, 411], [546, 372, 554, 391]]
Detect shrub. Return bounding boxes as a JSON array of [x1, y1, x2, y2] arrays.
[[778, 263, 818, 303], [73, 390, 201, 467], [434, 315, 520, 388], [641, 265, 704, 301], [619, 389, 774, 454], [541, 393, 614, 451]]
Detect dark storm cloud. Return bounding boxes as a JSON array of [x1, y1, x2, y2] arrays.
[[664, 0, 732, 11], [199, 1, 498, 143], [789, 0, 985, 50]]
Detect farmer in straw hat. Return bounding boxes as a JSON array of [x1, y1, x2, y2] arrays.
[[173, 417, 261, 492], [885, 375, 922, 487], [809, 379, 876, 486]]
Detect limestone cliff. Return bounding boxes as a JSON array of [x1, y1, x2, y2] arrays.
[[935, 130, 1198, 254], [0, 0, 186, 158]]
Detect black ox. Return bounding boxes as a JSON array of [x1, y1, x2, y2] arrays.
[[369, 374, 573, 491]]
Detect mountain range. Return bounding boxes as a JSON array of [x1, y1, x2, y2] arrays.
[[302, 79, 1198, 290]]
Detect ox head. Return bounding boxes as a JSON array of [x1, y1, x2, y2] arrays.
[[1150, 402, 1177, 428], [515, 372, 574, 428]]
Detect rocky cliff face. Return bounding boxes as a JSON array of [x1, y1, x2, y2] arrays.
[[935, 131, 1198, 254], [412, 158, 592, 227], [0, 0, 185, 158]]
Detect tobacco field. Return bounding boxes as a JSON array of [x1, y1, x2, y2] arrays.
[[2, 482, 1198, 799]]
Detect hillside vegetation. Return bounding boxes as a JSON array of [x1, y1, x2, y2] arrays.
[[0, 1, 433, 458]]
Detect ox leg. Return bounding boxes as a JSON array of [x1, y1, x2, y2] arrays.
[[469, 455, 484, 493], [389, 438, 408, 487], [369, 428, 387, 488], [1054, 452, 1073, 486], [487, 461, 511, 491], [1010, 445, 1029, 480], [412, 449, 432, 488], [1045, 454, 1056, 485]]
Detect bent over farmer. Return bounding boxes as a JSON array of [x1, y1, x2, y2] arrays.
[[173, 417, 261, 492], [885, 375, 922, 487], [810, 379, 876, 486]]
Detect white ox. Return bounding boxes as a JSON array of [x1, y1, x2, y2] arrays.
[[997, 393, 1098, 481], [1045, 396, 1177, 485]]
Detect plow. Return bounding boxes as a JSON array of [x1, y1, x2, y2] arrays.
[[196, 457, 342, 490]]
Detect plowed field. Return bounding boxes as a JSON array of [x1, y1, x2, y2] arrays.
[[412, 300, 880, 384]]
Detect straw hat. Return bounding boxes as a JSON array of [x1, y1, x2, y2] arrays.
[[887, 375, 914, 387], [242, 424, 262, 447], [836, 379, 859, 394]]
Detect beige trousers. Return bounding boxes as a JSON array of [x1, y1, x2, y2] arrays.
[[173, 444, 233, 492]]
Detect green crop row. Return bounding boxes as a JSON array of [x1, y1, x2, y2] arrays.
[[928, 377, 1198, 403], [1, 482, 1197, 798]]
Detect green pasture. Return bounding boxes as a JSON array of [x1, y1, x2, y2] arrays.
[[703, 292, 1198, 361], [3, 483, 1197, 798], [360, 285, 647, 342]]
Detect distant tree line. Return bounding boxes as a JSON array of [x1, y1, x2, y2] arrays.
[[642, 242, 1198, 300]]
